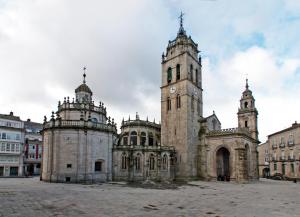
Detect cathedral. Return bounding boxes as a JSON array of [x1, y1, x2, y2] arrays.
[[41, 18, 259, 183]]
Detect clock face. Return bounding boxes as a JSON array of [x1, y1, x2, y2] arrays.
[[170, 86, 176, 94]]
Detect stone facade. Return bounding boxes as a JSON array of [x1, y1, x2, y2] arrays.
[[41, 17, 260, 183], [41, 74, 117, 183], [113, 114, 175, 182], [257, 142, 270, 178], [267, 122, 300, 179], [160, 21, 259, 182]]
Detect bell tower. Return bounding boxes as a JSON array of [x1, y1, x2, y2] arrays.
[[237, 79, 258, 140], [161, 13, 203, 180]]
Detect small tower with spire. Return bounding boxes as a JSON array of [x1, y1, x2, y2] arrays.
[[237, 79, 259, 140], [75, 67, 93, 103]]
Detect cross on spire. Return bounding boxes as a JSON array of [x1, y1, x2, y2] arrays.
[[245, 73, 249, 89], [179, 11, 184, 28], [178, 11, 186, 36], [83, 66, 87, 84]]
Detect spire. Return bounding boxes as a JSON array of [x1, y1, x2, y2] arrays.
[[178, 11, 186, 36], [83, 66, 87, 84], [245, 78, 249, 90]]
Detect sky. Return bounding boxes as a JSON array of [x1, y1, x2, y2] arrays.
[[0, 0, 300, 142]]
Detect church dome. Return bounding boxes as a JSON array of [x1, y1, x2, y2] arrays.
[[75, 83, 92, 94]]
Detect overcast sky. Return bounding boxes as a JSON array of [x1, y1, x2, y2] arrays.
[[0, 0, 300, 142]]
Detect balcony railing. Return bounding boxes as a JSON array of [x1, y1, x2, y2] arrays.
[[280, 156, 285, 161], [279, 143, 285, 148], [272, 144, 277, 149], [288, 156, 295, 161]]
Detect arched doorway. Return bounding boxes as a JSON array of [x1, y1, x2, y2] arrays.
[[262, 168, 270, 178], [216, 147, 230, 181]]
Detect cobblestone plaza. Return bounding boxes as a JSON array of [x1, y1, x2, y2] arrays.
[[0, 177, 299, 217]]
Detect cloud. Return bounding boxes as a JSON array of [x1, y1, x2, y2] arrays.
[[0, 0, 300, 141]]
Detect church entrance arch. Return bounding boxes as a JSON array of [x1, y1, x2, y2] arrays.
[[216, 147, 230, 181]]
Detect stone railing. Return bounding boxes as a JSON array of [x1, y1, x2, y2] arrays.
[[43, 119, 117, 133], [121, 119, 160, 130], [113, 144, 175, 152], [58, 102, 106, 115], [207, 127, 251, 137]]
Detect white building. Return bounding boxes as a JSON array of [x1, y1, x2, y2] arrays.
[[41, 73, 117, 183], [0, 112, 24, 176]]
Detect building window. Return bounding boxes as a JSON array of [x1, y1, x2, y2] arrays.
[[191, 95, 194, 112], [6, 143, 10, 152], [65, 177, 71, 182], [167, 97, 171, 111], [2, 133, 6, 140], [291, 163, 295, 173], [148, 132, 154, 146], [244, 101, 248, 108], [135, 154, 141, 171], [149, 154, 155, 170], [95, 161, 102, 172], [162, 154, 168, 170], [123, 136, 128, 146], [167, 67, 172, 83], [1, 143, 5, 152], [282, 163, 285, 175], [11, 144, 15, 152], [195, 69, 198, 85], [121, 153, 127, 170], [176, 94, 181, 109], [67, 164, 72, 168], [274, 163, 277, 171], [15, 144, 20, 152], [140, 132, 146, 146], [176, 64, 180, 81], [245, 121, 248, 128], [190, 64, 193, 81], [130, 131, 137, 146]]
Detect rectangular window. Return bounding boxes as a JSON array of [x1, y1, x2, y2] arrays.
[[67, 164, 72, 168], [1, 143, 5, 152], [291, 163, 295, 173], [274, 163, 277, 171], [2, 133, 6, 140], [6, 143, 10, 152], [95, 161, 102, 172], [16, 134, 20, 141], [15, 144, 20, 152], [11, 144, 15, 152]]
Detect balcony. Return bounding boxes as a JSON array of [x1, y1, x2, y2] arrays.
[[272, 157, 277, 161], [279, 156, 285, 161], [288, 156, 295, 161], [272, 144, 277, 149], [279, 143, 285, 148]]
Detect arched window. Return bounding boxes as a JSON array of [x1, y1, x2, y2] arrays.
[[167, 67, 172, 84], [176, 94, 181, 109], [195, 69, 198, 85], [121, 153, 127, 170], [95, 160, 103, 172], [140, 132, 146, 146], [167, 97, 171, 111], [244, 101, 248, 108], [149, 154, 155, 170], [190, 65, 193, 81], [245, 121, 248, 128], [148, 132, 154, 146], [176, 64, 180, 81], [162, 154, 168, 170], [130, 131, 137, 146], [135, 153, 141, 171]]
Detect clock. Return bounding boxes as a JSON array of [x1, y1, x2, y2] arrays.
[[169, 86, 176, 94]]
